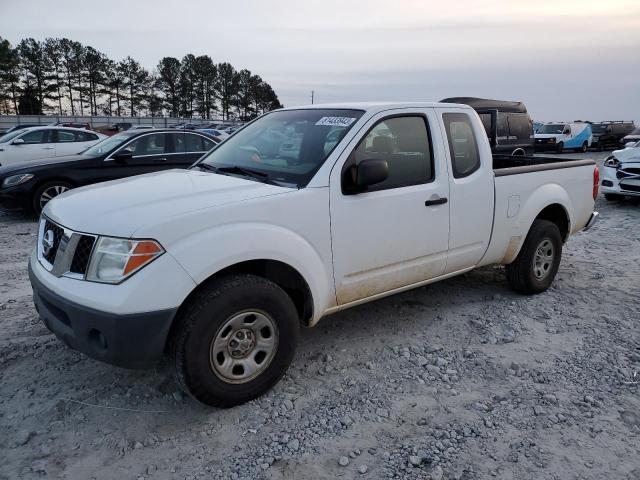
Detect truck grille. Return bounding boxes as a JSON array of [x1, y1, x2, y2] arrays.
[[69, 235, 96, 274], [38, 217, 97, 278], [620, 182, 640, 193], [42, 219, 64, 264]]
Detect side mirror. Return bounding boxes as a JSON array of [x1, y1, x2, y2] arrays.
[[625, 142, 635, 148], [563, 129, 570, 135], [355, 159, 389, 189], [112, 150, 133, 163], [11, 138, 25, 145]]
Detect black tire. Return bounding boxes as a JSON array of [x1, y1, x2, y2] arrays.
[[580, 141, 588, 153], [32, 181, 73, 214], [506, 219, 562, 295], [170, 274, 300, 407], [604, 193, 624, 201], [556, 142, 564, 154]]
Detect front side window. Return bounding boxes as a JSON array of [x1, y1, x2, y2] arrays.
[[442, 112, 480, 178], [123, 133, 167, 157], [198, 109, 364, 187], [20, 129, 49, 144], [185, 133, 211, 152], [85, 131, 138, 156], [343, 115, 433, 192]]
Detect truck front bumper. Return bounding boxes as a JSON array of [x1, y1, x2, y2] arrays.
[[29, 261, 177, 369]]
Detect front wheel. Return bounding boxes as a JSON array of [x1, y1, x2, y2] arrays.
[[506, 219, 562, 294], [32, 181, 73, 214], [170, 274, 300, 407], [556, 142, 564, 154]]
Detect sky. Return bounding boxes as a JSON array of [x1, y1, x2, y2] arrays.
[[1, 0, 639, 121]]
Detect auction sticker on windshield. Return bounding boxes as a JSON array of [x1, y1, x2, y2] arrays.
[[315, 117, 357, 127]]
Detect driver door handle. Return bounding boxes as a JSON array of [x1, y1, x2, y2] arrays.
[[154, 157, 168, 163], [425, 197, 448, 207]]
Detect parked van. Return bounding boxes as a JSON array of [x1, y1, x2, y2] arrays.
[[535, 122, 593, 153], [441, 97, 533, 156]]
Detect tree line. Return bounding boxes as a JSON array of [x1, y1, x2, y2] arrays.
[[0, 36, 283, 120]]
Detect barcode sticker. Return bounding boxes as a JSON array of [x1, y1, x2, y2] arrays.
[[315, 117, 357, 127]]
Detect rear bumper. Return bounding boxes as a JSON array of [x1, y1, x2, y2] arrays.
[[583, 211, 599, 231], [29, 261, 177, 369]]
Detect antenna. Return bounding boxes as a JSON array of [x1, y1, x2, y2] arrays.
[[311, 90, 314, 105]]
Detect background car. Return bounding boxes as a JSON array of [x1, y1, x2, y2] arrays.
[[0, 129, 219, 213], [601, 140, 640, 200], [0, 126, 106, 167], [589, 121, 635, 151], [621, 126, 640, 146], [196, 128, 229, 140], [0, 124, 42, 136], [49, 121, 92, 130]]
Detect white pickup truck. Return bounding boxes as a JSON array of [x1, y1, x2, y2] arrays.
[[29, 102, 599, 407]]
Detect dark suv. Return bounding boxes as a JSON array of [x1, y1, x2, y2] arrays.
[[590, 121, 635, 151], [441, 97, 534, 156]]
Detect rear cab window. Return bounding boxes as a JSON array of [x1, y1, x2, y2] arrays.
[[442, 112, 481, 178]]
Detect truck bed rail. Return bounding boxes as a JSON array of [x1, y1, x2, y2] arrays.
[[493, 154, 595, 177]]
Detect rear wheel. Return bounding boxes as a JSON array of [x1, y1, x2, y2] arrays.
[[579, 141, 588, 153], [170, 274, 300, 407], [506, 219, 562, 294], [556, 142, 564, 154], [604, 193, 624, 201], [32, 181, 73, 214]]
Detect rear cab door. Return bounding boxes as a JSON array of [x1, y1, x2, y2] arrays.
[[329, 107, 451, 305], [436, 106, 495, 273]]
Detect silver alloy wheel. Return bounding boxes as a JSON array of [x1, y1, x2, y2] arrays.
[[210, 310, 279, 384], [40, 185, 70, 209], [533, 239, 554, 280]]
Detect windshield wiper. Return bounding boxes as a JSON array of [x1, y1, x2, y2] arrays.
[[194, 163, 278, 186]]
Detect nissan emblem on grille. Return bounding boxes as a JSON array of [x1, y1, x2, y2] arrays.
[[42, 230, 55, 256]]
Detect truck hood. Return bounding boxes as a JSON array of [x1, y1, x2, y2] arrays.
[[44, 169, 294, 237]]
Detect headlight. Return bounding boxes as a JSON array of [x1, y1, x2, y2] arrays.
[[604, 156, 620, 168], [86, 237, 164, 284], [2, 173, 34, 188], [549, 138, 556, 143]]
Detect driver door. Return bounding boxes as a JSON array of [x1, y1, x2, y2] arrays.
[[329, 109, 450, 305]]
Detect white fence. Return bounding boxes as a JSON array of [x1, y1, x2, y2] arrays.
[[0, 115, 226, 132]]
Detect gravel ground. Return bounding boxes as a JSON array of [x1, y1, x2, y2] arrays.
[[1, 152, 639, 480]]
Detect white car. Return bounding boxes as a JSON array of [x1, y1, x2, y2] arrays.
[[30, 102, 598, 407], [0, 126, 106, 167], [601, 140, 640, 200]]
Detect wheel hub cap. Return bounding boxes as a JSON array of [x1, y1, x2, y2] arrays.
[[210, 311, 279, 384], [533, 239, 554, 280]]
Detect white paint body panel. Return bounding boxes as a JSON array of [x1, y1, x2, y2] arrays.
[[0, 126, 106, 167], [35, 102, 596, 326]]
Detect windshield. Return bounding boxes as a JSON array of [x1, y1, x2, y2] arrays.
[[630, 127, 640, 135], [538, 124, 564, 134], [82, 131, 138, 156], [0, 129, 28, 143], [591, 124, 608, 134], [197, 109, 364, 187]]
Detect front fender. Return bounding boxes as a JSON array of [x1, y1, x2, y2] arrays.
[[168, 222, 335, 324]]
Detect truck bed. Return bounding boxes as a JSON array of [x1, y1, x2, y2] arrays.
[[492, 154, 595, 176]]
